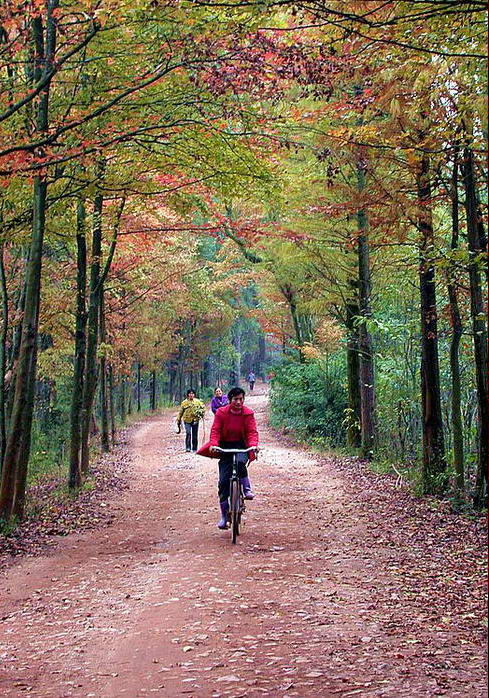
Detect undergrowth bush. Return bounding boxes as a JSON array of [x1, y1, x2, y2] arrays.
[[269, 360, 347, 448]]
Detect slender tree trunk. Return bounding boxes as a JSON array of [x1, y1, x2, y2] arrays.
[[99, 362, 109, 452], [99, 287, 110, 453], [80, 165, 104, 475], [345, 292, 361, 449], [289, 295, 302, 347], [137, 361, 142, 411], [108, 365, 116, 445], [0, 242, 8, 468], [5, 254, 27, 427], [257, 334, 266, 380], [127, 374, 133, 415], [178, 360, 183, 402], [216, 352, 221, 386], [150, 370, 156, 411], [280, 283, 304, 360], [0, 175, 47, 520], [120, 377, 127, 422], [357, 163, 376, 459], [446, 146, 464, 493], [168, 361, 175, 402], [462, 145, 488, 506], [0, 5, 58, 520], [417, 154, 446, 494], [68, 199, 87, 489], [448, 284, 463, 491], [202, 358, 211, 389]]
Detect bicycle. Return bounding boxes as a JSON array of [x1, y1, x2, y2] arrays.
[[213, 447, 257, 544]]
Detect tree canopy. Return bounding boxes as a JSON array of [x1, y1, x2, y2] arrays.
[[0, 0, 487, 522]]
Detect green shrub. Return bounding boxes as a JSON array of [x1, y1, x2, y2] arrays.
[[269, 359, 347, 447]]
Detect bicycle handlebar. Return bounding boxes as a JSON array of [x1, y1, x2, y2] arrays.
[[212, 446, 258, 453]]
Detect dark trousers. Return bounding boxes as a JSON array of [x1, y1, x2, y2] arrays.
[[184, 421, 199, 451], [218, 441, 249, 502]]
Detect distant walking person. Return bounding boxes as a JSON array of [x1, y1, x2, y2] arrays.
[[176, 389, 206, 453], [210, 387, 229, 414], [247, 370, 256, 391]]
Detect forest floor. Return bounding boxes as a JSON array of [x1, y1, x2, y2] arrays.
[[0, 385, 487, 697]]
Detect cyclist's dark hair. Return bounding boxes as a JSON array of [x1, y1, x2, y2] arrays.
[[228, 387, 245, 401], [186, 389, 196, 397]]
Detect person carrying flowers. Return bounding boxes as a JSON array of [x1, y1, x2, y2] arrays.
[[176, 389, 206, 453]]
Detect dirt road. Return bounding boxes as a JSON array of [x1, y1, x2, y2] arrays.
[[0, 389, 486, 697]]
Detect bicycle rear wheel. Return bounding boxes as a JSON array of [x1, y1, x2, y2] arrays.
[[230, 479, 240, 544]]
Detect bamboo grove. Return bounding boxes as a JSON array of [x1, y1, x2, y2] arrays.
[[0, 1, 487, 523]]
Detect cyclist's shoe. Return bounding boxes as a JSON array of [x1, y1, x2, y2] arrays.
[[241, 477, 254, 500], [217, 501, 229, 529]]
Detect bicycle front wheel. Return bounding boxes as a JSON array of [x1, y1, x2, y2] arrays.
[[230, 479, 240, 544]]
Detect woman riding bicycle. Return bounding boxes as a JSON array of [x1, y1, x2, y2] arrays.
[[197, 387, 259, 529]]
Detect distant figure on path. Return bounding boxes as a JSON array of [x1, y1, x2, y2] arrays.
[[247, 370, 256, 391], [176, 389, 206, 453], [210, 387, 229, 414]]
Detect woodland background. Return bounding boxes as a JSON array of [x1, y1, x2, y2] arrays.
[[0, 0, 487, 526]]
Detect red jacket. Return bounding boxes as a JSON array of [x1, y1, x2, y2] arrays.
[[197, 405, 258, 460]]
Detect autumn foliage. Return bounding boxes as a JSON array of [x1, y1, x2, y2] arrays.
[[0, 1, 487, 523]]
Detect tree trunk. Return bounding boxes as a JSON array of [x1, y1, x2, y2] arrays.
[[120, 377, 127, 422], [202, 358, 211, 389], [5, 253, 27, 427], [417, 154, 446, 494], [357, 163, 376, 459], [136, 361, 142, 411], [150, 370, 156, 411], [462, 145, 488, 507], [0, 6, 58, 520], [80, 165, 104, 475], [0, 175, 47, 520], [448, 285, 463, 491], [345, 292, 361, 449], [99, 286, 110, 453], [446, 146, 464, 493], [68, 199, 87, 489], [178, 359, 183, 402], [257, 334, 266, 380], [0, 242, 8, 468], [108, 365, 116, 445], [127, 373, 133, 415], [216, 352, 221, 386], [167, 362, 174, 402], [99, 362, 109, 452]]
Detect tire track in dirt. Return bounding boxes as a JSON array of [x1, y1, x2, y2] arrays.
[[0, 387, 486, 697]]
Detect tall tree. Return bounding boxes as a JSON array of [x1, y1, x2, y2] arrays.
[[462, 141, 488, 506], [0, 2, 58, 520], [446, 144, 464, 494], [417, 151, 446, 494], [356, 157, 376, 459], [68, 199, 87, 488]]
